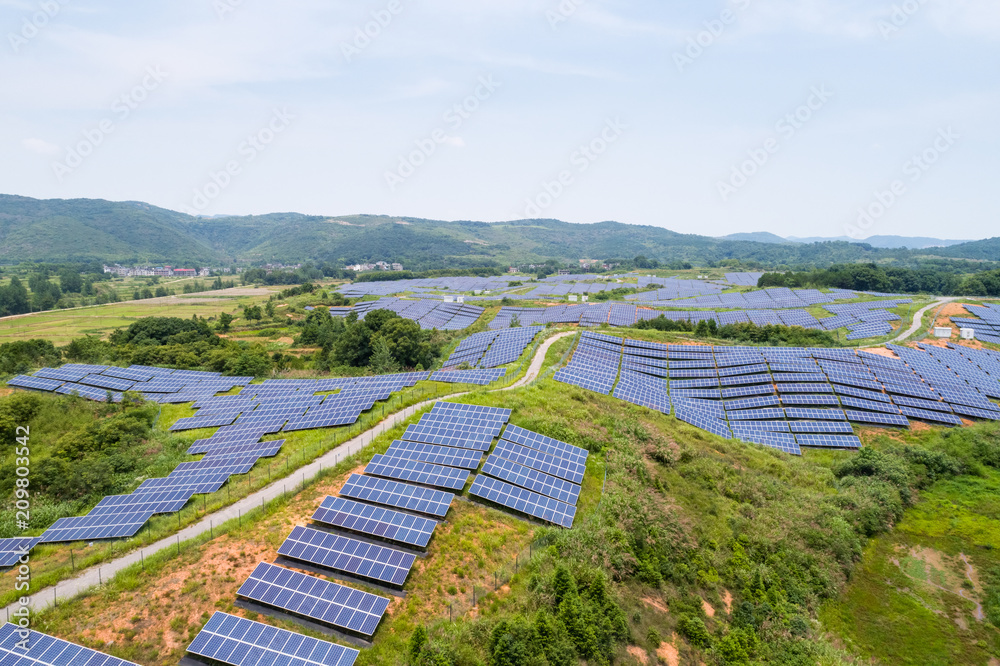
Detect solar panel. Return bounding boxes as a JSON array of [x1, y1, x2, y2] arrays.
[[784, 408, 847, 420], [788, 421, 855, 434], [416, 412, 507, 437], [469, 475, 576, 528], [364, 454, 470, 491], [675, 408, 733, 439], [897, 406, 963, 425], [339, 474, 453, 518], [384, 440, 484, 470], [6, 375, 64, 392], [276, 525, 415, 588], [89, 490, 194, 515], [732, 430, 802, 455], [40, 510, 155, 543], [780, 394, 840, 406], [312, 495, 437, 548], [429, 402, 511, 422], [0, 537, 40, 568], [949, 404, 1000, 420], [101, 366, 155, 382], [844, 410, 910, 427], [78, 374, 136, 391], [481, 455, 581, 505], [726, 408, 787, 420], [0, 624, 143, 666], [892, 395, 953, 413], [725, 395, 781, 410], [187, 612, 359, 666], [795, 434, 862, 449], [284, 407, 365, 431], [401, 423, 494, 451], [500, 425, 589, 465], [492, 440, 586, 484]]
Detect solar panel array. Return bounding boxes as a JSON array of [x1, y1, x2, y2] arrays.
[[953, 303, 1000, 344], [0, 537, 40, 568], [467, 424, 587, 528], [6, 368, 430, 555], [277, 525, 416, 588], [443, 326, 545, 368], [345, 297, 484, 330], [554, 335, 1000, 455], [0, 624, 144, 666], [187, 612, 359, 666]]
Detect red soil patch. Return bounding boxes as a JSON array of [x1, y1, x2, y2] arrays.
[[859, 347, 898, 359], [642, 596, 669, 614], [701, 598, 715, 618], [626, 645, 649, 664], [721, 590, 733, 614], [656, 638, 680, 666]]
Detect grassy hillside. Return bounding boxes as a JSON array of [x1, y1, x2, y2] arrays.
[[5, 195, 997, 268], [15, 333, 1000, 666]]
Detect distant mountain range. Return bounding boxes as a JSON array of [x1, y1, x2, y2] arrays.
[[0, 194, 995, 268], [722, 232, 972, 249]]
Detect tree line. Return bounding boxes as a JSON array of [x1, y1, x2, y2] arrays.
[[758, 263, 1000, 296]]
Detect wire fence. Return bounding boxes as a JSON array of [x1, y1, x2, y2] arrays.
[[438, 530, 559, 621]]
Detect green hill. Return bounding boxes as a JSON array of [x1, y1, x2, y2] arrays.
[[0, 194, 994, 268]]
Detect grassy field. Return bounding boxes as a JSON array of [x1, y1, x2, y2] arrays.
[[0, 291, 275, 346], [820, 470, 1000, 665]]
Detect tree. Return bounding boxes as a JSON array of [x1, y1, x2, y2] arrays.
[[217, 312, 234, 332], [408, 626, 428, 664], [265, 300, 276, 318], [225, 349, 272, 377], [369, 336, 400, 374], [58, 268, 82, 293]]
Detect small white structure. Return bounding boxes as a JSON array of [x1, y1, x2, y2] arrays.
[[934, 327, 953, 339], [456, 296, 465, 303], [444, 295, 454, 303], [582, 296, 589, 303], [568, 295, 578, 302], [961, 328, 976, 340]]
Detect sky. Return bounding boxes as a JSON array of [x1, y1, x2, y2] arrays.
[[2, 0, 997, 240]]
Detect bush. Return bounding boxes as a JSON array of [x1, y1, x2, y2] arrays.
[[677, 614, 711, 648]]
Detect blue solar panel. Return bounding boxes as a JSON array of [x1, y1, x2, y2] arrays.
[[365, 454, 470, 491], [188, 612, 356, 666], [492, 440, 586, 484], [898, 406, 963, 425], [338, 474, 453, 518], [784, 408, 847, 420], [402, 423, 494, 451], [277, 525, 415, 588], [469, 475, 576, 528], [725, 395, 781, 410], [795, 434, 862, 449], [7, 374, 65, 391], [675, 408, 732, 439], [431, 402, 512, 422], [788, 421, 854, 434], [732, 430, 802, 455], [500, 425, 589, 465], [838, 396, 902, 414], [0, 624, 143, 666], [312, 495, 437, 548], [0, 537, 40, 568], [384, 440, 484, 470], [237, 562, 390, 636], [845, 410, 910, 427], [481, 455, 581, 505], [780, 394, 841, 406], [40, 511, 154, 543], [726, 408, 787, 420]]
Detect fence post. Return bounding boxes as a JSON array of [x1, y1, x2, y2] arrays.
[[70, 549, 75, 572]]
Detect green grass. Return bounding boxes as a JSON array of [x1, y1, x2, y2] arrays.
[[820, 470, 1000, 665]]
